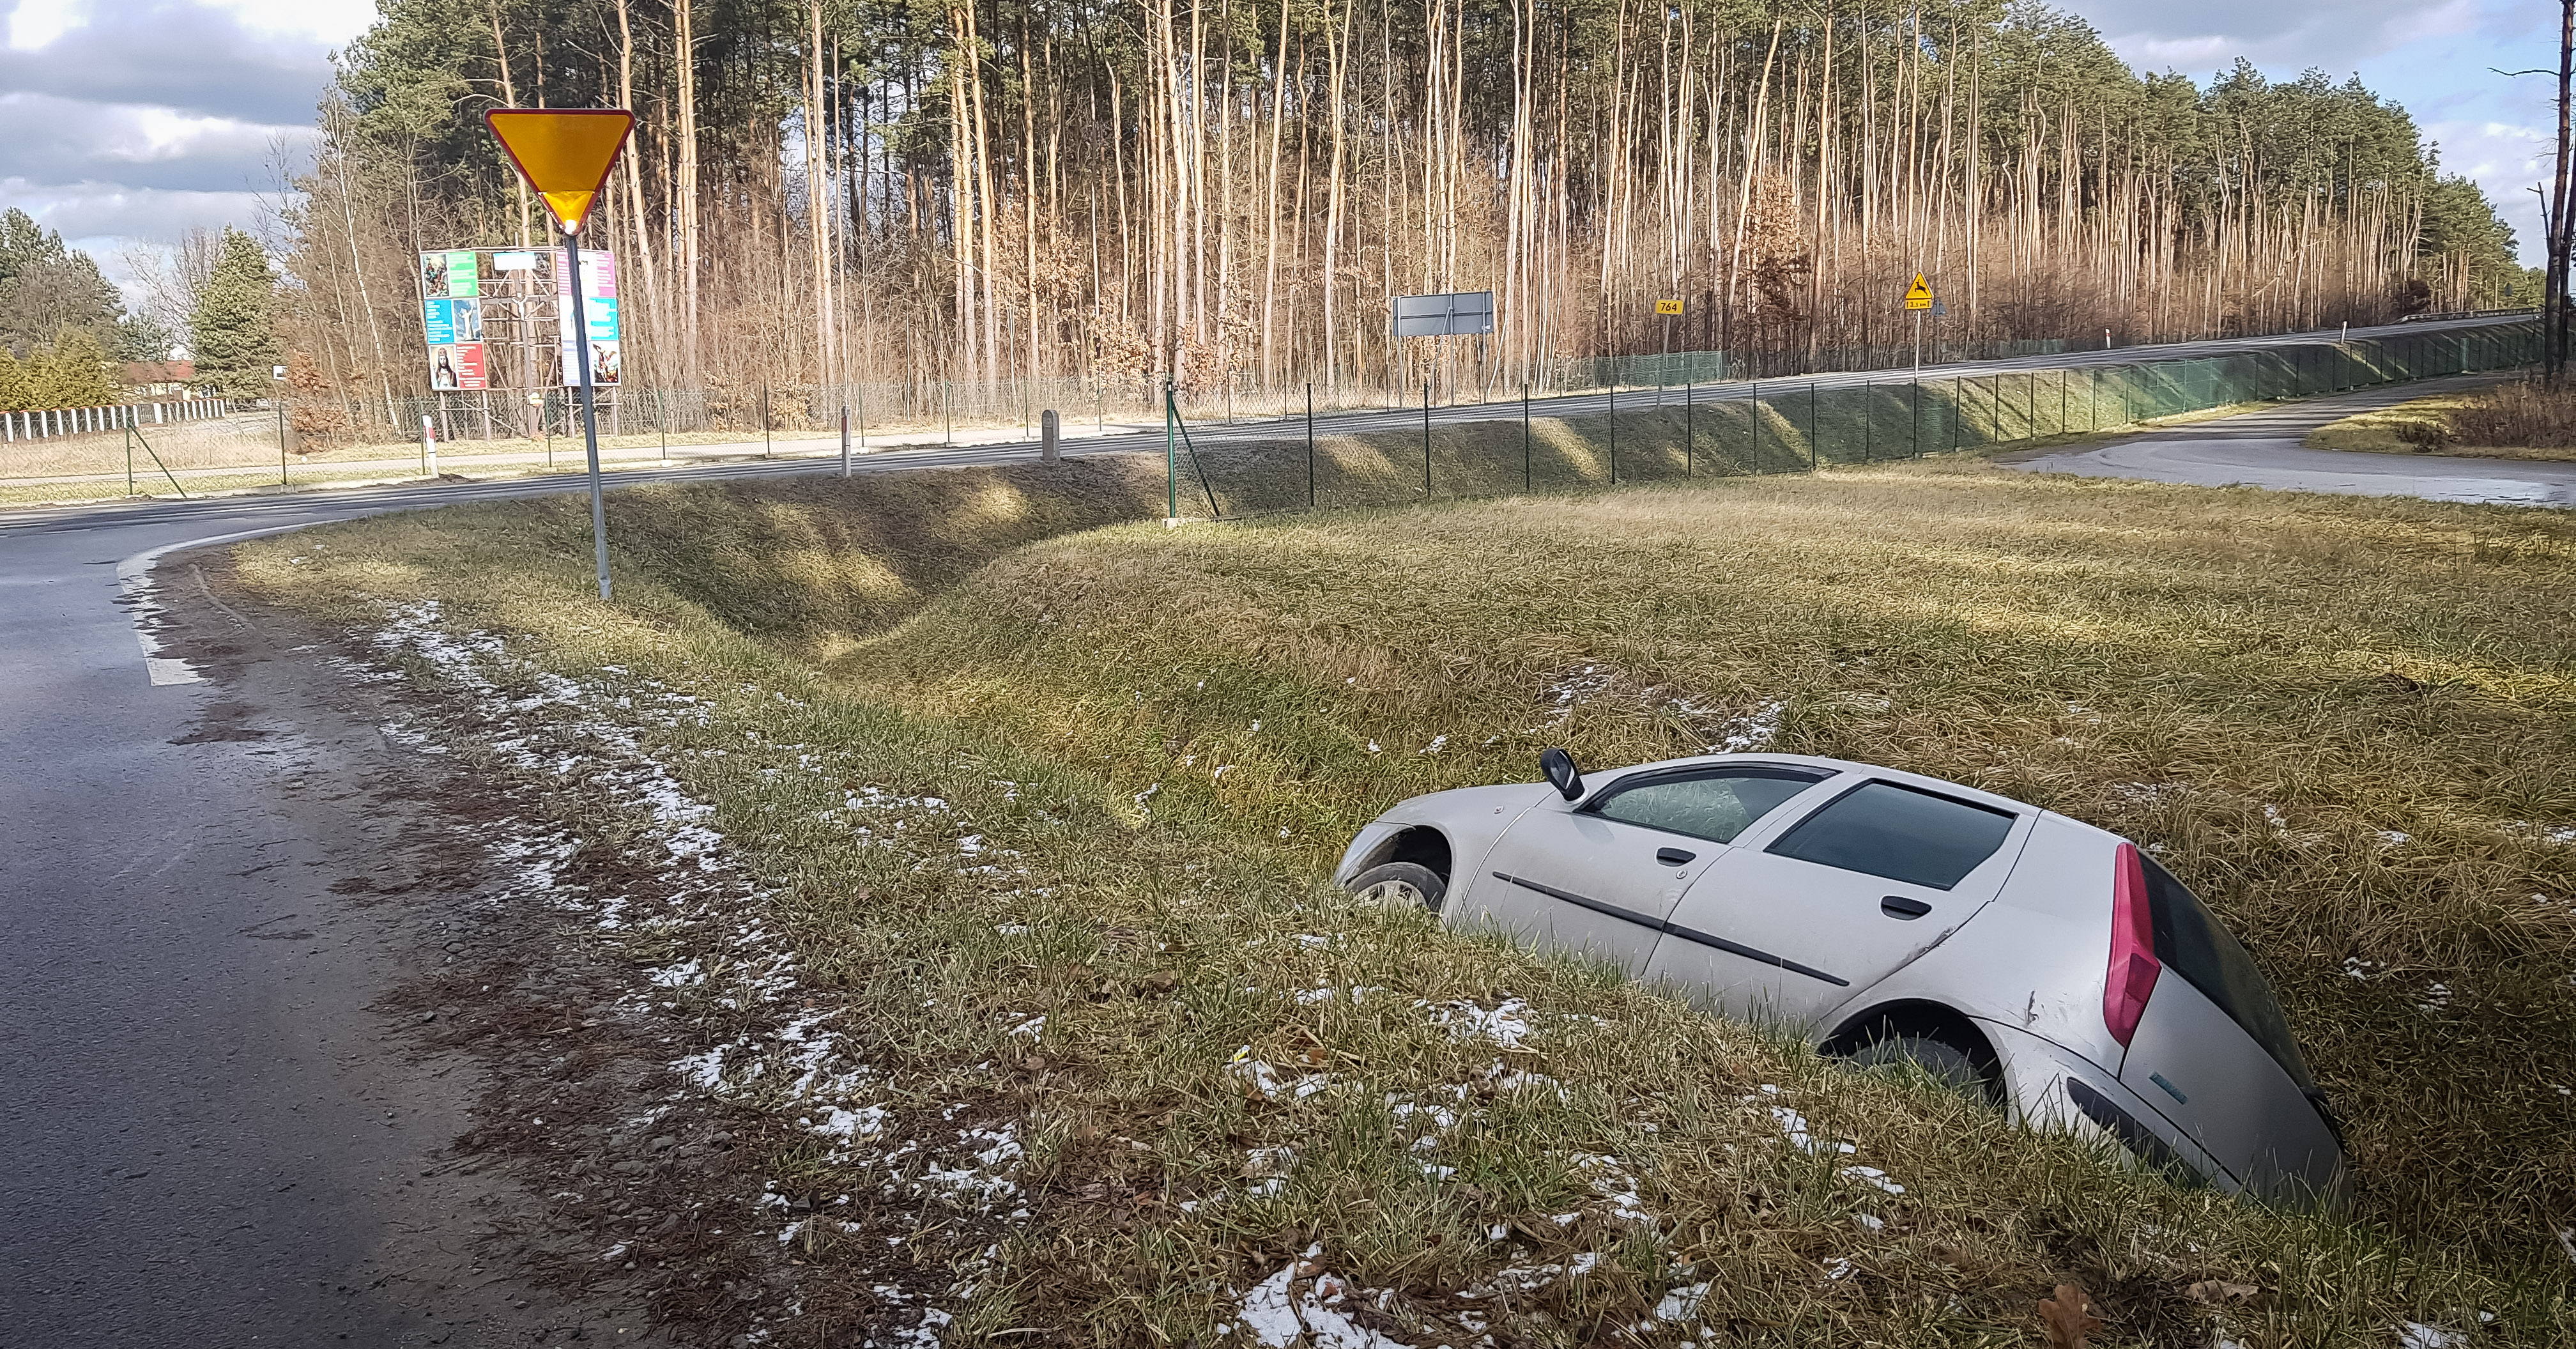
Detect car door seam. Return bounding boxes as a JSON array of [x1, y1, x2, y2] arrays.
[[1489, 870, 1850, 987]]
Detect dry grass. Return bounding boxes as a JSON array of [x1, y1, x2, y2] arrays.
[[2308, 380, 2576, 461], [229, 452, 2576, 1345]]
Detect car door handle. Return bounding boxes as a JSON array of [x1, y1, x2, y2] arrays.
[[1880, 896, 1933, 920], [1655, 847, 1696, 867]]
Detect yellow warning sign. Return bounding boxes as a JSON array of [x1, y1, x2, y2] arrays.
[[1654, 299, 1684, 316], [485, 109, 635, 232], [1903, 274, 1934, 311]]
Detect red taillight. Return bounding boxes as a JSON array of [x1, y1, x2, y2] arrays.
[[2104, 842, 2161, 1047]]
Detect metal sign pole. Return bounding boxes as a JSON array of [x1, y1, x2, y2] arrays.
[[564, 226, 613, 601]]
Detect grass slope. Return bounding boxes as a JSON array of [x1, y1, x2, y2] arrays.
[[2305, 387, 2576, 461], [234, 452, 2576, 1345]]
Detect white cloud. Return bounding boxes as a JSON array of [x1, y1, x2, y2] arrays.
[[4, 0, 369, 51], [2066, 0, 2488, 74], [2425, 118, 2554, 259], [194, 0, 374, 45], [6, 0, 86, 51]]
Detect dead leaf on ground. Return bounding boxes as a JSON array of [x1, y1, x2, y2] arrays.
[[2037, 1283, 2104, 1349], [2188, 1279, 2262, 1304]]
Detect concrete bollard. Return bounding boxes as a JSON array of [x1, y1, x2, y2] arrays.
[[1040, 408, 1061, 462]]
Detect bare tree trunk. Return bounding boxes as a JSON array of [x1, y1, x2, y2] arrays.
[[2552, 0, 2574, 380], [676, 0, 701, 384]]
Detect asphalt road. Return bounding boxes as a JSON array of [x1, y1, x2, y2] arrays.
[[0, 312, 2538, 1345], [2004, 374, 2576, 507]]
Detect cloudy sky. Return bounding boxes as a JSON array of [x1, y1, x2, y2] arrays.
[[0, 0, 2563, 308]]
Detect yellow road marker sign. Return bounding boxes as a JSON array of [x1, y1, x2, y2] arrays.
[[484, 109, 636, 233], [1904, 273, 1934, 310], [1654, 298, 1684, 316]]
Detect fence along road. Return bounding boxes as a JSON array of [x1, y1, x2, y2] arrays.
[[0, 311, 2537, 538]]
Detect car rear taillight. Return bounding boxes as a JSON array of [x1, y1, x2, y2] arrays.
[[2104, 842, 2161, 1047]]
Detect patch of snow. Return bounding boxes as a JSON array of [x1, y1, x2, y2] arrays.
[[1424, 998, 1533, 1049], [1841, 1166, 1905, 1195], [1715, 699, 1787, 752]]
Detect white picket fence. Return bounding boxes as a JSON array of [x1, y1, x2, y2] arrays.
[[2, 398, 245, 442]]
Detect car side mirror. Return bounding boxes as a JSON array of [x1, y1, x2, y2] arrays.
[[1539, 747, 1584, 801]]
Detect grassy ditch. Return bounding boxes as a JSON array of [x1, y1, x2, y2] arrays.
[[232, 451, 2576, 1345]]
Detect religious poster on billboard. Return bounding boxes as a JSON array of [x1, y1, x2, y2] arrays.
[[422, 293, 489, 389], [429, 343, 487, 390], [554, 248, 620, 387]]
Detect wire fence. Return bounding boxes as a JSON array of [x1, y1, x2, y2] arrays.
[[0, 321, 2538, 501], [1154, 322, 2543, 519]]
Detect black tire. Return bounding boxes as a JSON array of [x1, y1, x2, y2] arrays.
[[1842, 1032, 2002, 1106], [1347, 861, 1446, 914]]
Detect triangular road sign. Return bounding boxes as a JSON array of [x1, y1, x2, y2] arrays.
[[1904, 273, 1934, 310], [485, 109, 635, 233]]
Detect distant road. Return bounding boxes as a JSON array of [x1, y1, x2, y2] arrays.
[[0, 311, 2533, 538], [2003, 374, 2576, 509]]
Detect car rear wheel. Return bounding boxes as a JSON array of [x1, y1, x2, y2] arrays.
[[1347, 861, 1446, 914], [1843, 1032, 2002, 1107]]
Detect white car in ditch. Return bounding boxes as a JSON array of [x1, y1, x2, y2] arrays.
[[1335, 748, 2346, 1207]]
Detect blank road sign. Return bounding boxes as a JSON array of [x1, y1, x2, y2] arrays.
[[1393, 291, 1496, 337]]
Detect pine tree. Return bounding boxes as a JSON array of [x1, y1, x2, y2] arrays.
[[0, 207, 125, 357], [0, 348, 23, 412], [191, 227, 280, 399], [17, 345, 56, 408], [41, 328, 118, 408]]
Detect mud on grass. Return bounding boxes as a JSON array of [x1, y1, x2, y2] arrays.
[[231, 456, 2576, 1345]]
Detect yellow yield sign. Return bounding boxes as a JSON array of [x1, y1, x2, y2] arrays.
[[1903, 273, 1934, 311], [1654, 298, 1685, 316], [484, 109, 635, 233]]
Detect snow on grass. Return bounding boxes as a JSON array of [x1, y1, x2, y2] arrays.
[[353, 599, 1029, 1337]]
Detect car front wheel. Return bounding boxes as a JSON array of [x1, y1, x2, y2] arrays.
[[1842, 1032, 2002, 1107], [1347, 861, 1446, 914]]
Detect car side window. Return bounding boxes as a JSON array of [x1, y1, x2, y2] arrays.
[[1764, 780, 2017, 890], [1589, 767, 1828, 844]]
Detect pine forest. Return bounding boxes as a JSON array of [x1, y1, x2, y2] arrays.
[[299, 0, 2527, 424]]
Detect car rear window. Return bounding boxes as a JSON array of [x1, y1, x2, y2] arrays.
[[2140, 856, 2317, 1091], [1590, 766, 1828, 843], [1764, 780, 2017, 890]]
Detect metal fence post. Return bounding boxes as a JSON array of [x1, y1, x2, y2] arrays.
[[1607, 384, 1617, 483], [1522, 382, 1531, 491], [1807, 383, 1818, 467], [125, 424, 135, 496], [1686, 378, 1696, 475], [840, 405, 852, 478], [1164, 378, 1178, 520], [1305, 383, 1315, 508], [277, 401, 288, 486], [1422, 382, 1432, 495], [762, 382, 772, 458]]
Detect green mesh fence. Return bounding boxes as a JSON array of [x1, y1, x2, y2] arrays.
[[1167, 321, 2541, 516]]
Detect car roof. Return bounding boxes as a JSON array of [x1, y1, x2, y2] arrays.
[[1598, 751, 2038, 817]]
